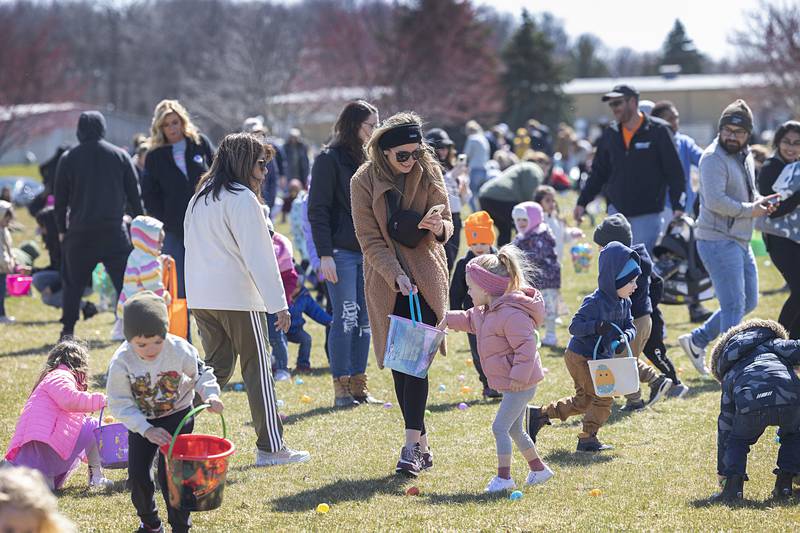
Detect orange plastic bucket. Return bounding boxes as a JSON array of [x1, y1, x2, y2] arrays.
[[159, 404, 235, 512]]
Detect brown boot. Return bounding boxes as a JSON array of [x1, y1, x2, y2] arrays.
[[333, 376, 358, 408], [351, 373, 382, 404]]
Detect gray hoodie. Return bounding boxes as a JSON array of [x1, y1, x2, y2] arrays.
[[696, 138, 759, 247]]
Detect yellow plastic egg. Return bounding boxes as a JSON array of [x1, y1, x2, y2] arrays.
[[301, 395, 313, 404], [460, 386, 472, 394], [589, 488, 602, 497], [316, 503, 330, 514]]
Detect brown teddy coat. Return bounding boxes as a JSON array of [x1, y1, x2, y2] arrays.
[[351, 160, 453, 368]]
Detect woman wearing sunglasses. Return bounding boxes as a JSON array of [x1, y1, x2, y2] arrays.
[[351, 112, 453, 476]]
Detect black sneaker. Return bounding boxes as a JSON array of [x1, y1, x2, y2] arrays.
[[711, 475, 744, 503], [526, 406, 551, 443], [619, 400, 646, 412], [82, 301, 98, 321], [483, 386, 502, 399], [689, 303, 713, 323], [773, 469, 795, 500], [645, 376, 673, 407], [576, 435, 613, 452], [418, 445, 433, 471], [135, 522, 164, 533], [395, 446, 422, 477]]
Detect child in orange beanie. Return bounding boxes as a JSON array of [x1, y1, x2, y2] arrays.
[[449, 211, 500, 398]]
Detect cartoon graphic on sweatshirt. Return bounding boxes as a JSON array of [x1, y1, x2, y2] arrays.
[[128, 370, 184, 418]]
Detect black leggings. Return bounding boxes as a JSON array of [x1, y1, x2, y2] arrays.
[[479, 197, 517, 246], [642, 306, 680, 385], [766, 234, 800, 339], [391, 293, 436, 433]]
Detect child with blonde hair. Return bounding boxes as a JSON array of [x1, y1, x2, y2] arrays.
[[0, 465, 76, 532], [440, 244, 553, 492], [5, 340, 111, 490]]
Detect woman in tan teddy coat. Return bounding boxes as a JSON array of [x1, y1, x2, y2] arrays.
[[351, 112, 453, 477]]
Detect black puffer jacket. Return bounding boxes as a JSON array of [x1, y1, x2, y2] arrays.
[[711, 319, 800, 474], [141, 134, 214, 236], [308, 146, 362, 256], [54, 111, 143, 234]]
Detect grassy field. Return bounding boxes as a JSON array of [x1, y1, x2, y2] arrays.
[[1, 195, 799, 532]]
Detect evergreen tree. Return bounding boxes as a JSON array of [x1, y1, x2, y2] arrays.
[[501, 9, 571, 129], [570, 33, 609, 78], [660, 19, 705, 74]]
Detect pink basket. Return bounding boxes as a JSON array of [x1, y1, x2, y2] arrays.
[[6, 274, 32, 297]]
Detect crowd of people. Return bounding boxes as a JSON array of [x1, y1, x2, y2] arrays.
[[2, 79, 800, 531]]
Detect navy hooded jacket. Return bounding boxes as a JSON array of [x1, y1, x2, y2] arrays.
[[567, 241, 639, 358], [710, 320, 800, 474], [630, 243, 653, 319]]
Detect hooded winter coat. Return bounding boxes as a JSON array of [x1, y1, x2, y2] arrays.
[[445, 288, 545, 392], [351, 160, 453, 367], [117, 216, 166, 314], [512, 201, 560, 290], [629, 243, 653, 318], [710, 319, 800, 474], [54, 111, 143, 234], [567, 242, 639, 358], [0, 201, 14, 274]]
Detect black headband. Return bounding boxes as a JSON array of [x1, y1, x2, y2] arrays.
[[378, 124, 422, 150]]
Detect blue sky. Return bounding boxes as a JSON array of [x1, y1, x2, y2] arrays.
[[478, 0, 765, 60]]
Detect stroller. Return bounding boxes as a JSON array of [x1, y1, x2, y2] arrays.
[[652, 215, 714, 305]]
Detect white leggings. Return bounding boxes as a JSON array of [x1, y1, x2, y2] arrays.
[[492, 385, 537, 455]]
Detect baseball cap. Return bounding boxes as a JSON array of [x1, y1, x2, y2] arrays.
[[602, 84, 640, 102]]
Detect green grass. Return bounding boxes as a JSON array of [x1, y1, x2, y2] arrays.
[[2, 198, 800, 532]]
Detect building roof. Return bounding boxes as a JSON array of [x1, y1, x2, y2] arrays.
[[564, 73, 768, 95], [267, 86, 393, 105], [0, 102, 84, 122]]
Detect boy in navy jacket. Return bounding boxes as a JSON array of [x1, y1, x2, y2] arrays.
[[529, 242, 640, 452], [710, 319, 800, 502], [288, 283, 332, 373]]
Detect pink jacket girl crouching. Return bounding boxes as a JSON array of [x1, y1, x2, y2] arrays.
[[6, 365, 105, 462], [445, 287, 545, 392]]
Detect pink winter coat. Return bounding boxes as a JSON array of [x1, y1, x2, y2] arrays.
[[445, 288, 545, 392], [5, 366, 105, 461]]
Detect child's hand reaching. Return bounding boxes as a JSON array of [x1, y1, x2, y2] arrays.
[[614, 335, 627, 354], [207, 397, 224, 414], [144, 427, 172, 447]]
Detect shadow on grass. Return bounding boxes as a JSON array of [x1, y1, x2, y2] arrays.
[[682, 378, 720, 398], [270, 474, 406, 512], [542, 448, 614, 466], [427, 400, 484, 413], [281, 405, 340, 425], [690, 494, 796, 510], [59, 478, 129, 498], [15, 319, 58, 326], [2, 343, 52, 357], [424, 490, 507, 505]]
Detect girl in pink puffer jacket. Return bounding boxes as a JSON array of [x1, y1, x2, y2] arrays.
[[6, 340, 111, 490], [440, 244, 553, 493]]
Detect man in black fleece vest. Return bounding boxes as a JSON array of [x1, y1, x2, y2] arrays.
[[54, 111, 143, 340]]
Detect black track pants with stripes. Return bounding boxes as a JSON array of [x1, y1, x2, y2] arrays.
[[193, 309, 284, 453]]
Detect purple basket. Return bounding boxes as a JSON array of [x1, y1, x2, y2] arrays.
[[94, 407, 129, 469]]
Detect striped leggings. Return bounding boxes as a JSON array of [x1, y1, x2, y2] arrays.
[[193, 309, 284, 453]]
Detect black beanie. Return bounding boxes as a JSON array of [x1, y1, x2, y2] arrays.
[[593, 213, 633, 247], [123, 291, 169, 341], [719, 99, 753, 133]]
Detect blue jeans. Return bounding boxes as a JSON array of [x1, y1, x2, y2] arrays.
[[468, 167, 487, 211], [722, 406, 800, 476], [287, 328, 312, 368], [32, 270, 63, 308], [162, 230, 192, 342], [692, 239, 759, 349], [326, 249, 370, 378], [267, 313, 289, 371], [608, 205, 662, 256]]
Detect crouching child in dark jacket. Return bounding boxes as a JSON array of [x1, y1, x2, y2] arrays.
[[710, 318, 800, 502]]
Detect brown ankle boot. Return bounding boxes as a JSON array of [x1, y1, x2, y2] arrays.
[[333, 376, 358, 408], [351, 373, 382, 404]]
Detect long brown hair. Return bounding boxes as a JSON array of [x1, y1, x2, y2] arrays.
[[148, 99, 201, 149], [365, 111, 443, 188], [193, 133, 274, 208], [329, 99, 377, 165], [34, 340, 91, 393]]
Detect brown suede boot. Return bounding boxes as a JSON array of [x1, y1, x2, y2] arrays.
[[333, 376, 358, 408], [351, 373, 382, 404]]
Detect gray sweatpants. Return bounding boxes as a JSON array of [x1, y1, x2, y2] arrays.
[[492, 385, 538, 455]]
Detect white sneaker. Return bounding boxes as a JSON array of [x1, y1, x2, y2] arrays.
[[274, 369, 292, 382], [0, 316, 16, 324], [485, 475, 517, 493], [255, 446, 310, 467], [525, 465, 554, 486], [541, 332, 558, 347], [88, 467, 114, 491], [110, 319, 125, 341], [678, 333, 709, 375]]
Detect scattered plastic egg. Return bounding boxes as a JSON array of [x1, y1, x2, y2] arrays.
[[465, 359, 473, 366], [103, 416, 115, 424], [425, 409, 432, 416], [589, 488, 602, 497], [509, 490, 523, 500], [234, 383, 244, 391], [276, 399, 285, 408], [315, 503, 330, 514], [458, 374, 466, 382], [460, 386, 472, 394], [457, 402, 468, 410], [438, 384, 447, 392], [383, 402, 393, 409], [295, 377, 304, 385], [300, 395, 312, 403], [279, 413, 287, 422], [405, 486, 420, 496]]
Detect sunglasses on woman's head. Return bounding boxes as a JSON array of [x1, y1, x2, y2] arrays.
[[393, 148, 423, 163]]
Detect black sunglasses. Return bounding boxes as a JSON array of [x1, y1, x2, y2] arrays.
[[393, 148, 423, 163]]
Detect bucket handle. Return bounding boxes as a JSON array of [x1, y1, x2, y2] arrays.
[[592, 322, 633, 360], [166, 404, 227, 464], [408, 293, 423, 327], [98, 405, 106, 429]]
